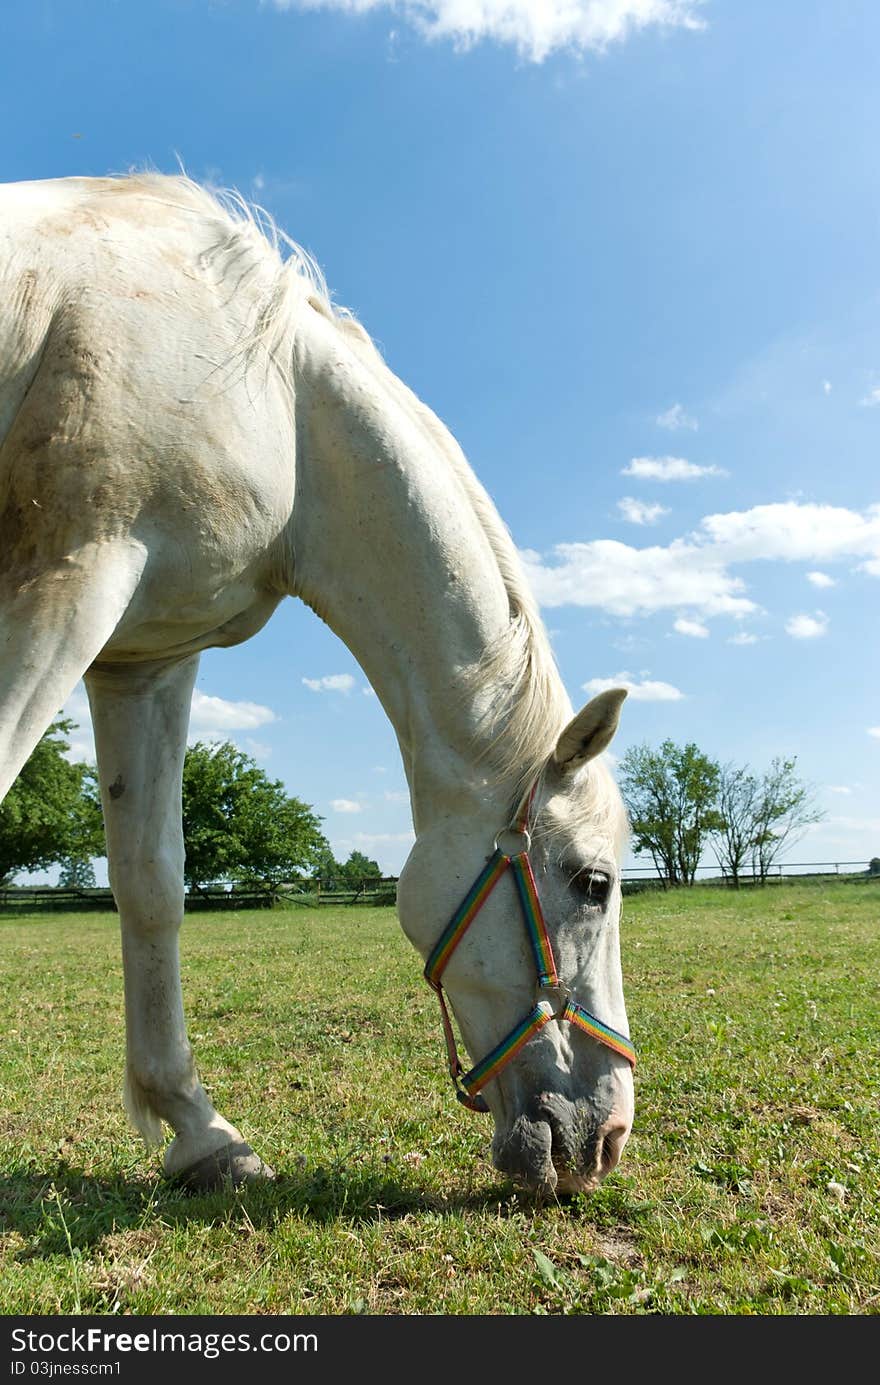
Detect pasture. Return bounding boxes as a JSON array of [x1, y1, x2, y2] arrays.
[[1, 881, 877, 1316]]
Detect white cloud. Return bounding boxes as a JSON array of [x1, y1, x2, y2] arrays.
[[826, 814, 880, 835], [822, 380, 832, 394], [384, 789, 411, 804], [622, 456, 727, 482], [59, 685, 279, 761], [827, 785, 852, 795], [302, 673, 356, 693], [521, 540, 757, 618], [58, 685, 279, 760], [331, 799, 363, 813], [62, 686, 91, 722], [698, 501, 880, 565], [59, 687, 95, 762], [331, 829, 416, 874], [869, 727, 880, 740], [64, 728, 96, 762], [727, 631, 759, 645], [806, 815, 880, 859], [806, 570, 836, 588], [272, 1, 707, 63], [673, 617, 709, 638], [582, 672, 685, 702], [333, 829, 416, 867], [522, 501, 880, 627], [189, 690, 277, 732], [785, 611, 829, 640], [656, 402, 698, 431], [860, 386, 880, 407], [243, 738, 272, 760], [617, 496, 670, 526]]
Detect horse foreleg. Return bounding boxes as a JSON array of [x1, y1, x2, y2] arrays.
[[85, 655, 274, 1188], [0, 543, 146, 800]]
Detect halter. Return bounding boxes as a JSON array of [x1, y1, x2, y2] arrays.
[[424, 781, 636, 1112]]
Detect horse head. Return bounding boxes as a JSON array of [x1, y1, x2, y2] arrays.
[[396, 688, 634, 1197]]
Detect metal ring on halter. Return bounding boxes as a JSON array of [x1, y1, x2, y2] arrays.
[[493, 826, 532, 859], [535, 980, 570, 1018]]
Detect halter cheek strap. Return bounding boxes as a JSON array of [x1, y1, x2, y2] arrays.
[[423, 783, 636, 1113]]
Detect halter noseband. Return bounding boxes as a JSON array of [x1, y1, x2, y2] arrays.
[[423, 781, 636, 1113]]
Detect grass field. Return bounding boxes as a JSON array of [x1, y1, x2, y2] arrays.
[[1, 881, 878, 1316]]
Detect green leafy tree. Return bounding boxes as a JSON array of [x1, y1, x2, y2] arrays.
[[310, 842, 343, 887], [618, 740, 725, 886], [337, 850, 383, 886], [309, 847, 384, 889], [58, 856, 98, 889], [181, 740, 329, 892], [711, 762, 761, 888], [749, 756, 825, 882], [0, 719, 104, 884], [711, 756, 825, 886]]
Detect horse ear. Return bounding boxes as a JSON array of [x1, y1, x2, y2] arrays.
[[553, 688, 627, 774]]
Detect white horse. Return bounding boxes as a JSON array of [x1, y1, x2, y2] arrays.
[[0, 174, 634, 1196]]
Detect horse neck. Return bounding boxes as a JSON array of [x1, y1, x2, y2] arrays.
[[290, 309, 568, 832]]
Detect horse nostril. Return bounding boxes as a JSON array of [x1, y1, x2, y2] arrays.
[[599, 1122, 629, 1176]]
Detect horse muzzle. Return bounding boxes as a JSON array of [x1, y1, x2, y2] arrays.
[[491, 1090, 632, 1196]]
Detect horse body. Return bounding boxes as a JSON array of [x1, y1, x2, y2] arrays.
[[0, 176, 292, 675], [0, 174, 634, 1194]]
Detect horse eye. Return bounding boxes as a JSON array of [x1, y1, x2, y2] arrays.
[[571, 869, 611, 905]]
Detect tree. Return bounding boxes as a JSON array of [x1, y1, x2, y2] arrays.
[[711, 762, 761, 888], [58, 856, 98, 889], [618, 740, 725, 886], [749, 756, 825, 882], [310, 842, 343, 887], [181, 740, 329, 892], [710, 756, 826, 886], [0, 719, 104, 884], [309, 847, 383, 889], [337, 850, 383, 885]]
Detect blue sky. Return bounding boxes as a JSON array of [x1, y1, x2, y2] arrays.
[[5, 1, 879, 878]]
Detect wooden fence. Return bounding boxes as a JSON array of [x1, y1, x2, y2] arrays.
[[1, 863, 875, 914], [0, 876, 399, 914], [0, 887, 116, 914], [620, 860, 878, 893], [281, 877, 399, 907]]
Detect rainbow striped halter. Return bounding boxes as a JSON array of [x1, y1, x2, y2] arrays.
[[424, 781, 636, 1112]]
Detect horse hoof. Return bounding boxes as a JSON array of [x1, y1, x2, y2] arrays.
[[170, 1140, 275, 1190]]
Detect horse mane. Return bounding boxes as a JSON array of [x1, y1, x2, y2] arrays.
[[94, 174, 624, 842]]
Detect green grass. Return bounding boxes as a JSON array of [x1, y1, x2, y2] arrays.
[[1, 882, 878, 1315]]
